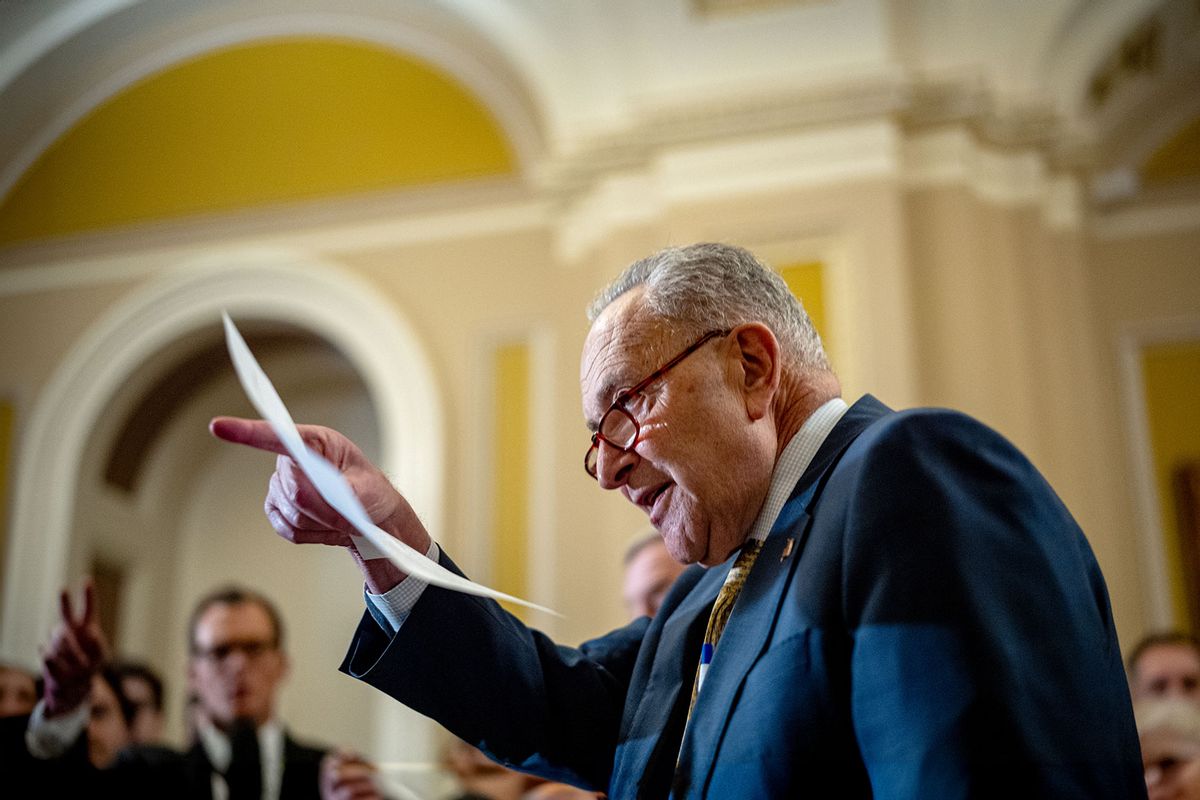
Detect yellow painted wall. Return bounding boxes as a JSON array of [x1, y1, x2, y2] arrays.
[[779, 261, 829, 354], [0, 37, 515, 245], [493, 343, 530, 614], [1141, 341, 1200, 627], [1143, 115, 1200, 185]]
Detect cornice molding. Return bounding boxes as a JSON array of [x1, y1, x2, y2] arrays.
[[1092, 198, 1200, 240], [0, 178, 549, 293], [0, 69, 1104, 280]]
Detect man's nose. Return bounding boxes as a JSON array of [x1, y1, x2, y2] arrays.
[[222, 649, 252, 671], [596, 439, 638, 490]]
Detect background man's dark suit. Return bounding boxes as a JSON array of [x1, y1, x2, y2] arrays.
[[341, 396, 1145, 798], [9, 714, 326, 799], [111, 733, 327, 799]]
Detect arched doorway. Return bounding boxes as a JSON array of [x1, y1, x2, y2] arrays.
[[1, 247, 444, 763]]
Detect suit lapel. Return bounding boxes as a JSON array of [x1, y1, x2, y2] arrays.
[[611, 564, 725, 796], [279, 733, 324, 800], [678, 487, 815, 790], [679, 395, 892, 793]]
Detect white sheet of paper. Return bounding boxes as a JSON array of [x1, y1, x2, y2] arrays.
[[222, 312, 559, 617]]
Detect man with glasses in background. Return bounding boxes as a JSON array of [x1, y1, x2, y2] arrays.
[[213, 242, 1145, 798], [185, 586, 328, 799], [27, 583, 385, 799]]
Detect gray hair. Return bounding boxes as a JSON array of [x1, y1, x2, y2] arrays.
[[587, 243, 829, 372]]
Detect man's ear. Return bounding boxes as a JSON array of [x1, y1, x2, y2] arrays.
[[729, 323, 779, 421]]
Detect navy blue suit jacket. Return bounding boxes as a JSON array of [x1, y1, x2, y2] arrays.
[[342, 395, 1145, 798]]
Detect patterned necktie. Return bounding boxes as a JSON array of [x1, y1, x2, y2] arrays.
[[684, 538, 764, 724]]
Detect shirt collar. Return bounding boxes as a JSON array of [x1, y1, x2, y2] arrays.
[[746, 397, 849, 543], [197, 717, 284, 773]]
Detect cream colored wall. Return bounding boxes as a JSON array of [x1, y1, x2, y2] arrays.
[[904, 184, 1149, 647], [1088, 224, 1200, 642], [0, 280, 140, 395], [1090, 228, 1200, 323]]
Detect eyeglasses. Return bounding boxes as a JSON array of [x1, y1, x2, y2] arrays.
[[193, 639, 277, 664], [585, 329, 729, 478]]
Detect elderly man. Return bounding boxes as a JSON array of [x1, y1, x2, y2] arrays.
[[213, 242, 1144, 798]]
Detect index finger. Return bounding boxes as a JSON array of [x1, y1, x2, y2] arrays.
[[80, 580, 96, 628], [58, 580, 96, 629], [209, 417, 288, 456], [59, 588, 75, 627]]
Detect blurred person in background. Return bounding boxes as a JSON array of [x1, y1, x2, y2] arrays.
[[87, 666, 134, 768], [622, 529, 686, 621], [1131, 633, 1200, 705], [443, 736, 543, 800], [112, 660, 165, 745], [1137, 698, 1200, 800], [0, 661, 38, 717], [28, 582, 390, 799]]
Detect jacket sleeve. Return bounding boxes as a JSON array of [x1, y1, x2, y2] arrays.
[[339, 549, 649, 791]]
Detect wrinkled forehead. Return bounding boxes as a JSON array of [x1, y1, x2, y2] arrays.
[[580, 290, 664, 421]]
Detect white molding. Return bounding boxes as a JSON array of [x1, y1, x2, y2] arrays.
[[1043, 0, 1161, 130], [1092, 200, 1200, 241], [903, 126, 1084, 229], [0, 0, 137, 95], [656, 121, 901, 205], [0, 247, 444, 670], [0, 192, 550, 296], [464, 323, 558, 629], [286, 195, 550, 255], [0, 248, 175, 296], [1115, 316, 1200, 632], [1043, 175, 1085, 230], [555, 171, 665, 265], [526, 326, 558, 622], [555, 120, 902, 263]]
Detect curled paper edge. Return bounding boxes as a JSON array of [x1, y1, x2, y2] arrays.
[[222, 312, 560, 618]]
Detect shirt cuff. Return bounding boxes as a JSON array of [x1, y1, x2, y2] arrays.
[[26, 697, 89, 759], [365, 539, 440, 633]]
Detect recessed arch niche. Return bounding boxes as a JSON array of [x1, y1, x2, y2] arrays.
[[0, 34, 525, 246], [0, 249, 444, 696]]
